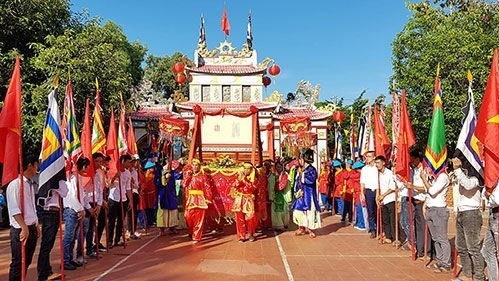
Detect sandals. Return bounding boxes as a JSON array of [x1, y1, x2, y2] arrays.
[[294, 229, 306, 236], [308, 232, 316, 238]]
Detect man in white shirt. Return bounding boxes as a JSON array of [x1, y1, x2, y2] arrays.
[[374, 155, 396, 244], [360, 151, 379, 238], [62, 157, 93, 270], [6, 155, 40, 281], [36, 179, 68, 281], [107, 154, 133, 247], [482, 184, 499, 281], [421, 167, 451, 273], [127, 156, 141, 239], [85, 152, 105, 257], [406, 149, 432, 258], [451, 157, 485, 281]]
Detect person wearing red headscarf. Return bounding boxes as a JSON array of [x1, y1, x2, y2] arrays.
[[231, 162, 258, 242], [182, 159, 213, 244]]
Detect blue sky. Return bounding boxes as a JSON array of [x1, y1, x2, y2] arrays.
[[71, 1, 414, 103]]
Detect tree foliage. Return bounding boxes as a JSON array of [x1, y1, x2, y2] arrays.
[[143, 53, 193, 100], [392, 0, 499, 153], [0, 0, 76, 94], [26, 19, 147, 155]]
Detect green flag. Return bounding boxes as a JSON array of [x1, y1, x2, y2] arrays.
[[424, 72, 447, 176]]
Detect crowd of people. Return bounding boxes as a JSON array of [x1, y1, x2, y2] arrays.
[[319, 149, 498, 281], [2, 147, 499, 281]]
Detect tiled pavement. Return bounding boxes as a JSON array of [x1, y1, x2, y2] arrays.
[[0, 211, 477, 280]]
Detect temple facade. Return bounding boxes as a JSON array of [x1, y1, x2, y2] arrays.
[[131, 14, 332, 168]]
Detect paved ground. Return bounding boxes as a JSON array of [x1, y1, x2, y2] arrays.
[[0, 211, 479, 281]]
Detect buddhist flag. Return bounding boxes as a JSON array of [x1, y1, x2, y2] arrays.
[[118, 99, 128, 155], [106, 109, 119, 179], [373, 105, 391, 158], [127, 117, 138, 158], [92, 85, 106, 154], [62, 82, 81, 162], [221, 7, 230, 36], [424, 68, 447, 176], [395, 90, 416, 181], [475, 50, 499, 190], [454, 71, 484, 186], [0, 57, 22, 186], [38, 85, 67, 204]]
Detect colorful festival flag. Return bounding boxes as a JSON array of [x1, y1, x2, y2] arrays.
[[62, 82, 81, 162], [395, 90, 416, 181], [92, 87, 106, 154], [199, 13, 206, 44], [247, 12, 253, 49], [38, 85, 67, 204], [106, 109, 119, 179], [118, 99, 128, 155], [454, 71, 484, 186], [0, 57, 22, 186], [373, 105, 391, 158], [127, 117, 138, 158], [424, 68, 447, 176], [81, 99, 95, 178], [475, 50, 499, 189]]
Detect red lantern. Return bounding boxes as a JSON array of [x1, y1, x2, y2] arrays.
[[332, 110, 346, 123], [175, 73, 186, 84], [172, 62, 185, 74], [262, 76, 271, 87], [268, 64, 281, 76]]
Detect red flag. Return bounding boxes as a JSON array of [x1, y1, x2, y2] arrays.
[[395, 90, 416, 181], [81, 99, 95, 178], [475, 49, 499, 190], [0, 57, 22, 186], [127, 117, 138, 157], [106, 109, 119, 179], [373, 105, 391, 159], [221, 7, 230, 36]]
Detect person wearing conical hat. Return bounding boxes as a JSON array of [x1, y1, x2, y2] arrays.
[[182, 159, 213, 244], [231, 162, 258, 242], [291, 149, 321, 238]]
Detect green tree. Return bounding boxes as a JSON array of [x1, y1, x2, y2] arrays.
[[392, 0, 499, 153], [0, 0, 75, 93], [143, 53, 193, 100], [25, 20, 146, 156]]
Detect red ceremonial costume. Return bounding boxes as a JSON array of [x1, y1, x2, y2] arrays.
[[350, 169, 362, 204], [231, 165, 258, 241], [342, 168, 353, 202], [139, 169, 157, 210], [333, 169, 348, 199], [318, 166, 330, 195], [182, 162, 213, 242]]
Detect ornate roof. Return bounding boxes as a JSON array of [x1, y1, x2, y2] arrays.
[[176, 101, 277, 112], [273, 108, 332, 121], [129, 107, 175, 120], [186, 65, 266, 75]]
